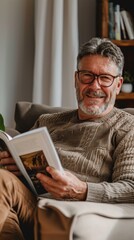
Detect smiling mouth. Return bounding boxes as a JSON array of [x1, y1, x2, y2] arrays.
[[85, 92, 106, 98]]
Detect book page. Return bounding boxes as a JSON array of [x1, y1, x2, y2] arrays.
[[10, 127, 63, 195]]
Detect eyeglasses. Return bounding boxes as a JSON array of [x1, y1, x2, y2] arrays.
[[77, 70, 120, 87]]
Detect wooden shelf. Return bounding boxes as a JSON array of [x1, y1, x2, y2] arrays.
[[96, 0, 134, 108], [112, 40, 134, 47], [117, 92, 134, 100], [115, 92, 134, 108]]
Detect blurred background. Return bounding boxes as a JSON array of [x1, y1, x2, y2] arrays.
[[0, 0, 96, 127]]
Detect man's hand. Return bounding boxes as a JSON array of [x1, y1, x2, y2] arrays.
[[36, 166, 87, 201], [0, 151, 21, 176]]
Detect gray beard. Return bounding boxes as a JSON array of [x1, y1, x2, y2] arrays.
[[75, 85, 116, 117], [77, 92, 116, 116], [79, 101, 109, 116]]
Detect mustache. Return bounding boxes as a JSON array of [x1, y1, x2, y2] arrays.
[[83, 89, 106, 98]]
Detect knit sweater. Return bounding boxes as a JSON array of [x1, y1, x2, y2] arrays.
[[33, 107, 134, 203]]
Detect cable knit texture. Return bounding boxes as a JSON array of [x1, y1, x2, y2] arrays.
[[33, 107, 134, 203]]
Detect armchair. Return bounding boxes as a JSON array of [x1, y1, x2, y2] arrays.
[[8, 102, 134, 240]]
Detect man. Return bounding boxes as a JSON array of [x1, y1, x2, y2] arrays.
[[0, 37, 134, 238]]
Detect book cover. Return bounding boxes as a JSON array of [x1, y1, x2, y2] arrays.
[[120, 13, 127, 39], [114, 4, 121, 40], [121, 10, 134, 40], [108, 2, 115, 39], [0, 127, 63, 196]]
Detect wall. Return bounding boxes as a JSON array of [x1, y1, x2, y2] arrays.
[[0, 0, 96, 127], [0, 0, 34, 127]]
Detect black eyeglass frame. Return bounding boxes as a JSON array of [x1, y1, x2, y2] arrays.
[[77, 70, 120, 87]]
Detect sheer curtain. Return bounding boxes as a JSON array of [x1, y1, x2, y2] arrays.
[[0, 0, 95, 127], [33, 0, 78, 108]]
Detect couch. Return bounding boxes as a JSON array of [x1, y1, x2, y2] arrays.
[[9, 102, 134, 239]]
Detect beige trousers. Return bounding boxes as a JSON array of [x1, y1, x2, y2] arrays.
[[0, 169, 36, 240]]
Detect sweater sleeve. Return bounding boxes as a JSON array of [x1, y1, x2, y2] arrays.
[[86, 129, 134, 203]]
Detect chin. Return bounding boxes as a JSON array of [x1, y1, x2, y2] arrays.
[[79, 102, 108, 116]]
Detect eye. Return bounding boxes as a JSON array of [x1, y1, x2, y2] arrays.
[[100, 75, 112, 82], [83, 72, 93, 78], [78, 71, 94, 84]]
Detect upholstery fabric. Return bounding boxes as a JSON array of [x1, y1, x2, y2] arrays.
[[35, 198, 134, 240], [14, 101, 134, 133], [15, 102, 70, 133]]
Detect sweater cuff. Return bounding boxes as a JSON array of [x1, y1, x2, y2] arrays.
[[86, 182, 105, 202]]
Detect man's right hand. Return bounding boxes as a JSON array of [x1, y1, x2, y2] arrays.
[[0, 150, 21, 176]]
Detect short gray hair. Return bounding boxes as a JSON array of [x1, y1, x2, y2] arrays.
[[77, 38, 124, 75]]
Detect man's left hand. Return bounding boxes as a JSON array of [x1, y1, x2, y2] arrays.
[[36, 166, 87, 201]]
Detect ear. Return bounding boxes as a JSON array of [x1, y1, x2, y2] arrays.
[[116, 76, 123, 95]]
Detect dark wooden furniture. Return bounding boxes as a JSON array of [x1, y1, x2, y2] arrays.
[[96, 0, 134, 108], [115, 92, 134, 108]]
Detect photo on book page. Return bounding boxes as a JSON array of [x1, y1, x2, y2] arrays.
[[20, 150, 51, 195]]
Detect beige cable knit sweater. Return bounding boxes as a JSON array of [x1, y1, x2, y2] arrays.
[[33, 107, 134, 203]]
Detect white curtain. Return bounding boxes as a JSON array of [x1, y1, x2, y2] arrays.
[[33, 0, 78, 108]]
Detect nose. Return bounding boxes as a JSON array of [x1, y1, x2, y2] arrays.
[[88, 76, 101, 88]]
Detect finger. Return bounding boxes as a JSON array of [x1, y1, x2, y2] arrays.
[[4, 164, 19, 171], [37, 173, 68, 197], [46, 166, 65, 182], [36, 172, 64, 191], [0, 151, 11, 158], [0, 157, 15, 165], [36, 172, 79, 200], [39, 180, 71, 200], [0, 164, 21, 176], [39, 180, 64, 198]]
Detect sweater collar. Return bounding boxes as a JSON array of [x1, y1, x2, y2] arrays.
[[72, 107, 118, 123]]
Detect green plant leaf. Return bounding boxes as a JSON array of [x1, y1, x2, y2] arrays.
[[123, 71, 134, 83], [0, 114, 5, 131]]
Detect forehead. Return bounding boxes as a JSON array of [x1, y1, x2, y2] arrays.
[[78, 55, 118, 74]]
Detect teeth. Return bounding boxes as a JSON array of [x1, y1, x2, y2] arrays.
[[86, 93, 105, 98], [86, 94, 93, 97], [86, 94, 101, 98]]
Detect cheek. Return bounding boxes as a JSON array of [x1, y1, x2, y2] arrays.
[[106, 87, 117, 100], [75, 82, 85, 97]]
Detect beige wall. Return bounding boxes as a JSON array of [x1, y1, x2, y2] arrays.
[[0, 0, 96, 127], [0, 0, 34, 127]]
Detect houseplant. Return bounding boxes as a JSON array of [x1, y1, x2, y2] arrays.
[[0, 114, 5, 131], [121, 71, 134, 93]]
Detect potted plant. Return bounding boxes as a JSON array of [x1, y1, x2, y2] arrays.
[[121, 71, 134, 93]]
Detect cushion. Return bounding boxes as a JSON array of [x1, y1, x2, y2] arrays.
[[15, 102, 69, 133], [34, 198, 134, 240]]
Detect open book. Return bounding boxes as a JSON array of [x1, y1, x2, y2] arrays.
[[0, 127, 63, 196]]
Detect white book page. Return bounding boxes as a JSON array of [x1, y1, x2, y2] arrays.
[[10, 127, 63, 195]]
